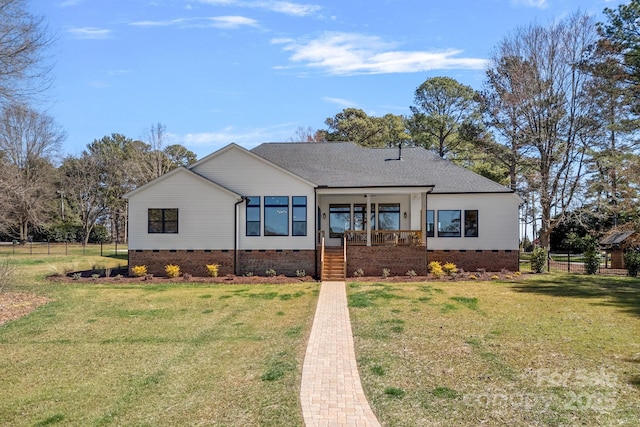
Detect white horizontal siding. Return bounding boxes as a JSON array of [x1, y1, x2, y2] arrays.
[[426, 193, 520, 250], [128, 170, 238, 250], [193, 146, 317, 250]]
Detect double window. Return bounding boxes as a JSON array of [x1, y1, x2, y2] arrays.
[[432, 209, 478, 238], [246, 196, 307, 237], [148, 208, 178, 233]]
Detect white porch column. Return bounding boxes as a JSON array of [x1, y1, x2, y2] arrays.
[[366, 193, 372, 246]]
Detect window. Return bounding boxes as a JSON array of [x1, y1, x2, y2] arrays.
[[246, 196, 260, 236], [465, 210, 479, 237], [292, 196, 307, 236], [438, 210, 461, 237], [378, 204, 400, 230], [426, 210, 434, 237], [264, 196, 288, 236], [148, 208, 178, 233], [353, 204, 367, 231], [329, 204, 350, 238]]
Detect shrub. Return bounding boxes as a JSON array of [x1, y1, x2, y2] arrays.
[[530, 248, 547, 273], [131, 265, 147, 277], [406, 269, 417, 277], [624, 250, 640, 277], [382, 268, 391, 278], [165, 264, 180, 278], [353, 268, 364, 277], [296, 269, 306, 277], [583, 240, 601, 275], [265, 268, 277, 277], [206, 264, 219, 277], [443, 262, 458, 276], [428, 261, 444, 279]]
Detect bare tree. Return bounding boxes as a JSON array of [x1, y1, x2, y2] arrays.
[[0, 103, 64, 240], [484, 13, 598, 249], [289, 126, 326, 142], [0, 0, 53, 104], [60, 154, 108, 246]]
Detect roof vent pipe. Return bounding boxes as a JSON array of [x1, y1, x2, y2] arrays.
[[398, 143, 403, 161]]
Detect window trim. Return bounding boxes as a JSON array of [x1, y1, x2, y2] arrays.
[[426, 210, 435, 238], [437, 210, 461, 237], [464, 210, 479, 237], [377, 203, 401, 230], [292, 196, 307, 236], [246, 196, 261, 236], [148, 208, 178, 234], [264, 196, 289, 236]]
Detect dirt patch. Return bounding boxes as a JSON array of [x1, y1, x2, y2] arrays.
[[0, 293, 51, 326]]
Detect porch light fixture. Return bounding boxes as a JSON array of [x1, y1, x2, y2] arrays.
[[403, 212, 407, 219], [322, 212, 326, 219]]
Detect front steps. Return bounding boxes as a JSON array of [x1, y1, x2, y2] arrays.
[[322, 248, 345, 281]]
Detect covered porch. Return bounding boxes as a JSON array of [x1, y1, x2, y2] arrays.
[[315, 186, 433, 248], [315, 186, 432, 280]]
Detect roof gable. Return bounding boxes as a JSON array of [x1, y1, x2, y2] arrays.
[[123, 166, 241, 200]]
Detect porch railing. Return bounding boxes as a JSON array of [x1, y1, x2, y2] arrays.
[[345, 230, 422, 246]]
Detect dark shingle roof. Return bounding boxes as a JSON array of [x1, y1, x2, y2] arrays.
[[251, 142, 512, 194]]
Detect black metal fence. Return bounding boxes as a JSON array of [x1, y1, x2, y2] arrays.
[[537, 252, 628, 275], [0, 241, 127, 257]]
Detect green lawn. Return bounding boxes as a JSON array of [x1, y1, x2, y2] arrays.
[[0, 255, 318, 426], [348, 275, 640, 426], [2, 255, 639, 426]]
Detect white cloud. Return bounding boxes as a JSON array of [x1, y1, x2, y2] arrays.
[[511, 0, 548, 8], [277, 32, 487, 76], [182, 123, 297, 151], [195, 0, 321, 16], [67, 27, 112, 39], [130, 16, 258, 29], [323, 97, 356, 108]]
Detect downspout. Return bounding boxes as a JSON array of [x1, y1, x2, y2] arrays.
[[314, 188, 318, 279], [234, 196, 247, 276], [425, 187, 434, 272]]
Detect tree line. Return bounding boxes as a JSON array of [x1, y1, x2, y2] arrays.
[[294, 6, 640, 250], [1, 0, 640, 249]]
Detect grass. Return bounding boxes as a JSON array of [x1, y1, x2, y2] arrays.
[[3, 253, 640, 426], [0, 254, 318, 426], [348, 274, 640, 426]]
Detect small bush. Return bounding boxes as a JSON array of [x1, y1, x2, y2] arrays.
[[406, 269, 417, 277], [443, 262, 457, 276], [244, 271, 254, 277], [182, 273, 192, 281], [382, 268, 391, 278], [206, 264, 219, 277], [624, 250, 640, 277], [131, 265, 147, 277], [353, 268, 364, 277], [72, 272, 81, 281], [530, 248, 547, 273], [428, 261, 444, 279], [265, 268, 277, 277], [165, 264, 180, 278], [582, 235, 601, 275], [296, 269, 306, 277]]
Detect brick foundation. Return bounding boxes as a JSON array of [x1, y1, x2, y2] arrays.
[[237, 250, 316, 277], [343, 246, 519, 277], [346, 246, 428, 277], [128, 250, 235, 277], [128, 249, 316, 278], [427, 249, 519, 272]]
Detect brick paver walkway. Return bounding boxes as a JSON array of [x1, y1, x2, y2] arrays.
[[300, 281, 381, 427]]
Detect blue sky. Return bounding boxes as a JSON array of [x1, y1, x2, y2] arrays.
[[36, 0, 625, 158]]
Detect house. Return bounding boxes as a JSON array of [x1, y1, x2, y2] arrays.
[[123, 142, 523, 279], [600, 229, 640, 269]]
